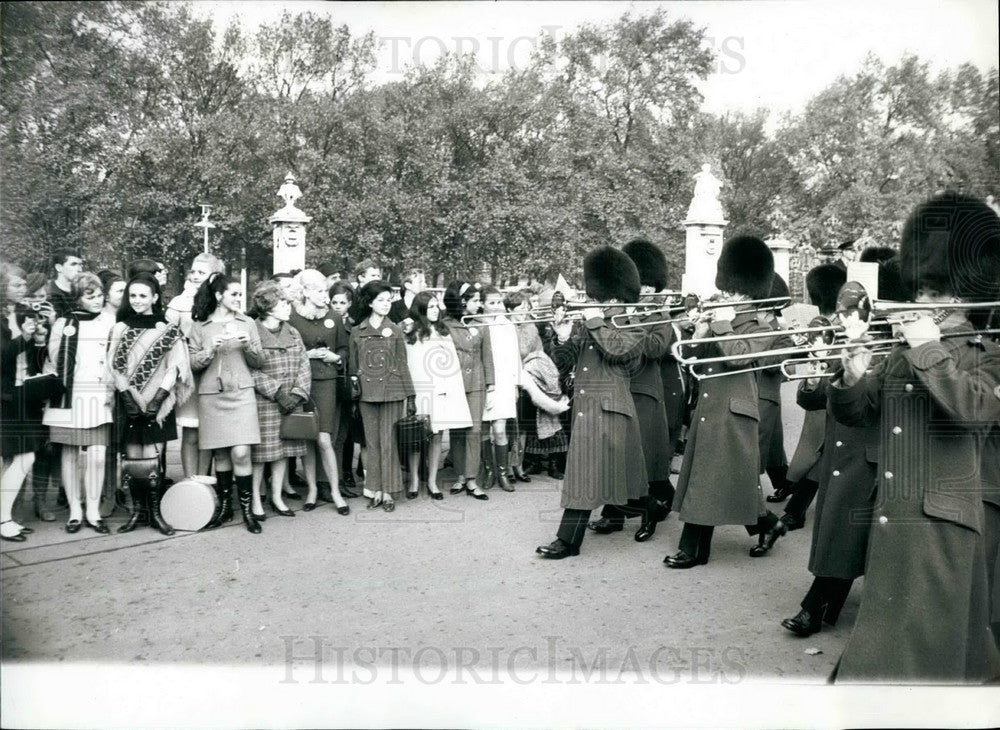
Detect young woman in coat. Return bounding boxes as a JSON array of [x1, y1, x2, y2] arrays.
[[106, 273, 193, 535], [404, 290, 472, 499], [188, 273, 264, 533], [478, 285, 519, 492], [442, 281, 495, 500], [349, 281, 416, 512], [829, 193, 1000, 683], [43, 272, 116, 534]]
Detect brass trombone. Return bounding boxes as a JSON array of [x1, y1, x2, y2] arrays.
[[872, 300, 1000, 323], [691, 328, 1000, 380], [610, 296, 792, 329]]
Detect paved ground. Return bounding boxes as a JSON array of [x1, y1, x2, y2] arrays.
[[2, 380, 877, 725]]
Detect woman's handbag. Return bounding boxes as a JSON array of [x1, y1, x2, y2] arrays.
[[394, 413, 432, 452], [280, 399, 319, 441]]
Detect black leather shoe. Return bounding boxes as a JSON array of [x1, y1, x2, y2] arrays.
[[664, 550, 707, 569], [303, 501, 317, 512], [780, 513, 804, 531], [766, 486, 792, 503], [588, 517, 623, 534], [65, 518, 82, 534], [635, 521, 657, 542], [449, 482, 466, 495], [270, 500, 295, 517], [341, 488, 361, 499], [407, 490, 419, 500], [781, 609, 822, 637], [430, 491, 444, 501], [1, 532, 26, 542], [337, 505, 350, 516], [749, 520, 788, 557], [252, 510, 267, 522], [15, 525, 33, 535], [86, 519, 110, 535], [512, 467, 532, 483], [283, 490, 302, 501], [535, 539, 579, 559]]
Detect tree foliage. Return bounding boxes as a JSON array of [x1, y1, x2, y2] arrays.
[[2, 3, 997, 291]]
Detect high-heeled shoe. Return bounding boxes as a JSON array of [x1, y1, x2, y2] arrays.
[[65, 518, 82, 534], [449, 482, 466, 495], [466, 483, 489, 501], [270, 500, 295, 517], [429, 488, 444, 501], [407, 488, 419, 500], [367, 492, 383, 510], [302, 501, 317, 512], [283, 489, 302, 501], [337, 505, 350, 516], [512, 466, 532, 483], [252, 510, 267, 522], [382, 499, 395, 512]]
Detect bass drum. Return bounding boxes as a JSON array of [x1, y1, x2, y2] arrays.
[[160, 475, 218, 531]]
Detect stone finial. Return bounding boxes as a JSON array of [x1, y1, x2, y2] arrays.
[[277, 172, 302, 210], [685, 163, 726, 225]]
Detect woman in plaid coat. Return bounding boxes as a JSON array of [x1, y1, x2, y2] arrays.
[[248, 282, 321, 521]]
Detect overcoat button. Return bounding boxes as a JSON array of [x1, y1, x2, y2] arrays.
[[832, 470, 840, 476], [892, 426, 902, 435], [884, 471, 893, 479], [904, 384, 913, 392], [835, 441, 843, 447], [878, 516, 888, 525]]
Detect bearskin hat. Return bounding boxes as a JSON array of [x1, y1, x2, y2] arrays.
[[584, 245, 640, 304], [621, 237, 667, 292], [877, 256, 908, 303], [805, 264, 847, 315], [858, 245, 897, 264], [714, 235, 774, 299], [899, 192, 1000, 302]]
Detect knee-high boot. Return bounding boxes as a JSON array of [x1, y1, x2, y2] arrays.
[[236, 474, 261, 534], [479, 441, 495, 489], [118, 476, 148, 534], [494, 444, 514, 492], [147, 471, 175, 536], [206, 470, 234, 529]]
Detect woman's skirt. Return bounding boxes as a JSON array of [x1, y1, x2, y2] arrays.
[[252, 397, 306, 464], [175, 387, 200, 428], [311, 378, 340, 438], [525, 429, 568, 456], [50, 423, 110, 447], [198, 388, 260, 450]]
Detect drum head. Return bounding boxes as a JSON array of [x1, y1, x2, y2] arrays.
[[160, 479, 219, 531]]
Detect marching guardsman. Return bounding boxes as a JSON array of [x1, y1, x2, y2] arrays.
[[536, 246, 648, 559], [588, 238, 675, 542], [664, 235, 787, 569], [756, 273, 794, 502], [772, 263, 847, 527], [829, 192, 1000, 683]]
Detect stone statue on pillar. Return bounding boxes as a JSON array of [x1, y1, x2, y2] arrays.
[[681, 164, 728, 297], [270, 172, 312, 275]]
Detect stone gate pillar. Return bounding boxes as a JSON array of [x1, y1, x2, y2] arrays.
[[270, 172, 312, 274]]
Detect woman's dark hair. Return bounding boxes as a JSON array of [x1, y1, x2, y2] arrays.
[[192, 273, 235, 322], [356, 280, 393, 320], [329, 280, 355, 302], [550, 291, 566, 309], [117, 273, 165, 321], [480, 285, 501, 301], [249, 280, 284, 320], [442, 280, 480, 320], [97, 269, 125, 295], [503, 289, 525, 312], [407, 291, 449, 343]]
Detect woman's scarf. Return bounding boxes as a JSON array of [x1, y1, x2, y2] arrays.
[[54, 309, 101, 408], [522, 349, 564, 440]]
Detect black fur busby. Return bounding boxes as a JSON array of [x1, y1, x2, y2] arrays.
[[805, 264, 847, 315], [768, 272, 789, 301], [622, 237, 667, 292], [715, 235, 774, 299], [899, 192, 1000, 302], [584, 245, 640, 303], [877, 256, 908, 303], [858, 245, 896, 264]]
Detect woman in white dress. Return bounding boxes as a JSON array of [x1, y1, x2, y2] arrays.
[[404, 291, 472, 499], [478, 285, 520, 492]]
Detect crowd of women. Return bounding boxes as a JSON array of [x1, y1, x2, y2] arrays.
[[0, 253, 573, 540]]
